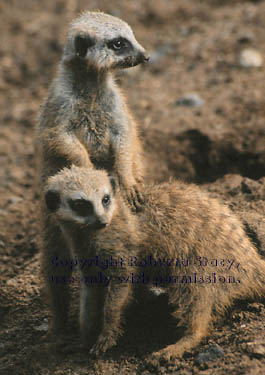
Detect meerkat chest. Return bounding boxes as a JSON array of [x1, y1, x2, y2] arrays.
[[70, 103, 113, 161], [70, 97, 128, 167]]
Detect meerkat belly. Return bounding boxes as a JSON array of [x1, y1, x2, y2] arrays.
[[86, 129, 115, 169], [84, 112, 117, 169]]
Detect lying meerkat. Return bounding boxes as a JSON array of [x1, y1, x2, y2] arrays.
[[44, 166, 265, 359]]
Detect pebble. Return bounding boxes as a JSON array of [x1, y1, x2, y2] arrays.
[[149, 286, 166, 296], [195, 344, 224, 364], [245, 340, 265, 357], [237, 31, 254, 44], [7, 196, 23, 204], [239, 48, 263, 68], [0, 209, 8, 216], [176, 93, 204, 108], [34, 322, 49, 332]]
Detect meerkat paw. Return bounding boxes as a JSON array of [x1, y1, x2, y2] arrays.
[[126, 184, 144, 211], [151, 344, 185, 361], [89, 334, 117, 356]]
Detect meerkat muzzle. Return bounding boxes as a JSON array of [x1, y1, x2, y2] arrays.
[[137, 51, 149, 64]]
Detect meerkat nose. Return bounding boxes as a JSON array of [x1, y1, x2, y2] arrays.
[[143, 54, 150, 62], [137, 51, 150, 64], [94, 221, 108, 230], [95, 215, 109, 229]]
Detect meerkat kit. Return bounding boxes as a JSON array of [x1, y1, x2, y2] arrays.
[[36, 11, 265, 360], [44, 166, 265, 359]]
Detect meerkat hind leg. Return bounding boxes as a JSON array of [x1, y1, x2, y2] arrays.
[[90, 282, 132, 355], [152, 293, 214, 359]]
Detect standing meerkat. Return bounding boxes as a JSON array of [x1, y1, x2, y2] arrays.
[[36, 11, 148, 205], [36, 11, 148, 333], [44, 166, 265, 359]]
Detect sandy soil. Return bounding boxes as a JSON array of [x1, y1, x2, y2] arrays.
[[0, 0, 265, 374]]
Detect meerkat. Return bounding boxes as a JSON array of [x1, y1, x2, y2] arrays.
[[44, 166, 265, 359], [35, 11, 149, 333], [36, 10, 148, 206], [44, 166, 139, 346]]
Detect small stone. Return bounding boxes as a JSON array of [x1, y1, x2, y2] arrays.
[[195, 344, 224, 365], [241, 181, 252, 194], [9, 167, 25, 181], [0, 209, 8, 216], [7, 196, 23, 204], [245, 340, 265, 357], [34, 322, 49, 332], [237, 31, 254, 44], [176, 93, 204, 108], [239, 48, 263, 68], [248, 302, 262, 312], [149, 286, 166, 296]]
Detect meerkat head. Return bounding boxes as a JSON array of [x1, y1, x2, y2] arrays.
[[62, 11, 149, 72], [44, 166, 117, 230]]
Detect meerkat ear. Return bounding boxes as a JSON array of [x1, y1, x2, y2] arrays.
[[45, 190, 61, 212], [109, 176, 117, 194], [74, 35, 95, 58]]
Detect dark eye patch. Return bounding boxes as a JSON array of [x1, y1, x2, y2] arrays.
[[74, 35, 95, 57], [45, 190, 60, 212], [69, 198, 93, 217], [107, 37, 132, 54]]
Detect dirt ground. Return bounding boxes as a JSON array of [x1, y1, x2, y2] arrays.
[[0, 0, 265, 374]]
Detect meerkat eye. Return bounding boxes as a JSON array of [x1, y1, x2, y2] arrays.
[[107, 38, 131, 53], [69, 198, 93, 217], [102, 194, 111, 207], [74, 35, 95, 57]]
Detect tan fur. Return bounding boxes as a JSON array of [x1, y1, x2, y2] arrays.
[[44, 166, 265, 358], [35, 12, 148, 333], [35, 10, 148, 205], [44, 166, 139, 346]]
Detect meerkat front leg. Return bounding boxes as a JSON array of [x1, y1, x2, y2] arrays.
[[42, 216, 73, 334], [114, 135, 144, 211], [89, 281, 132, 355], [41, 128, 94, 169], [79, 284, 105, 347]]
